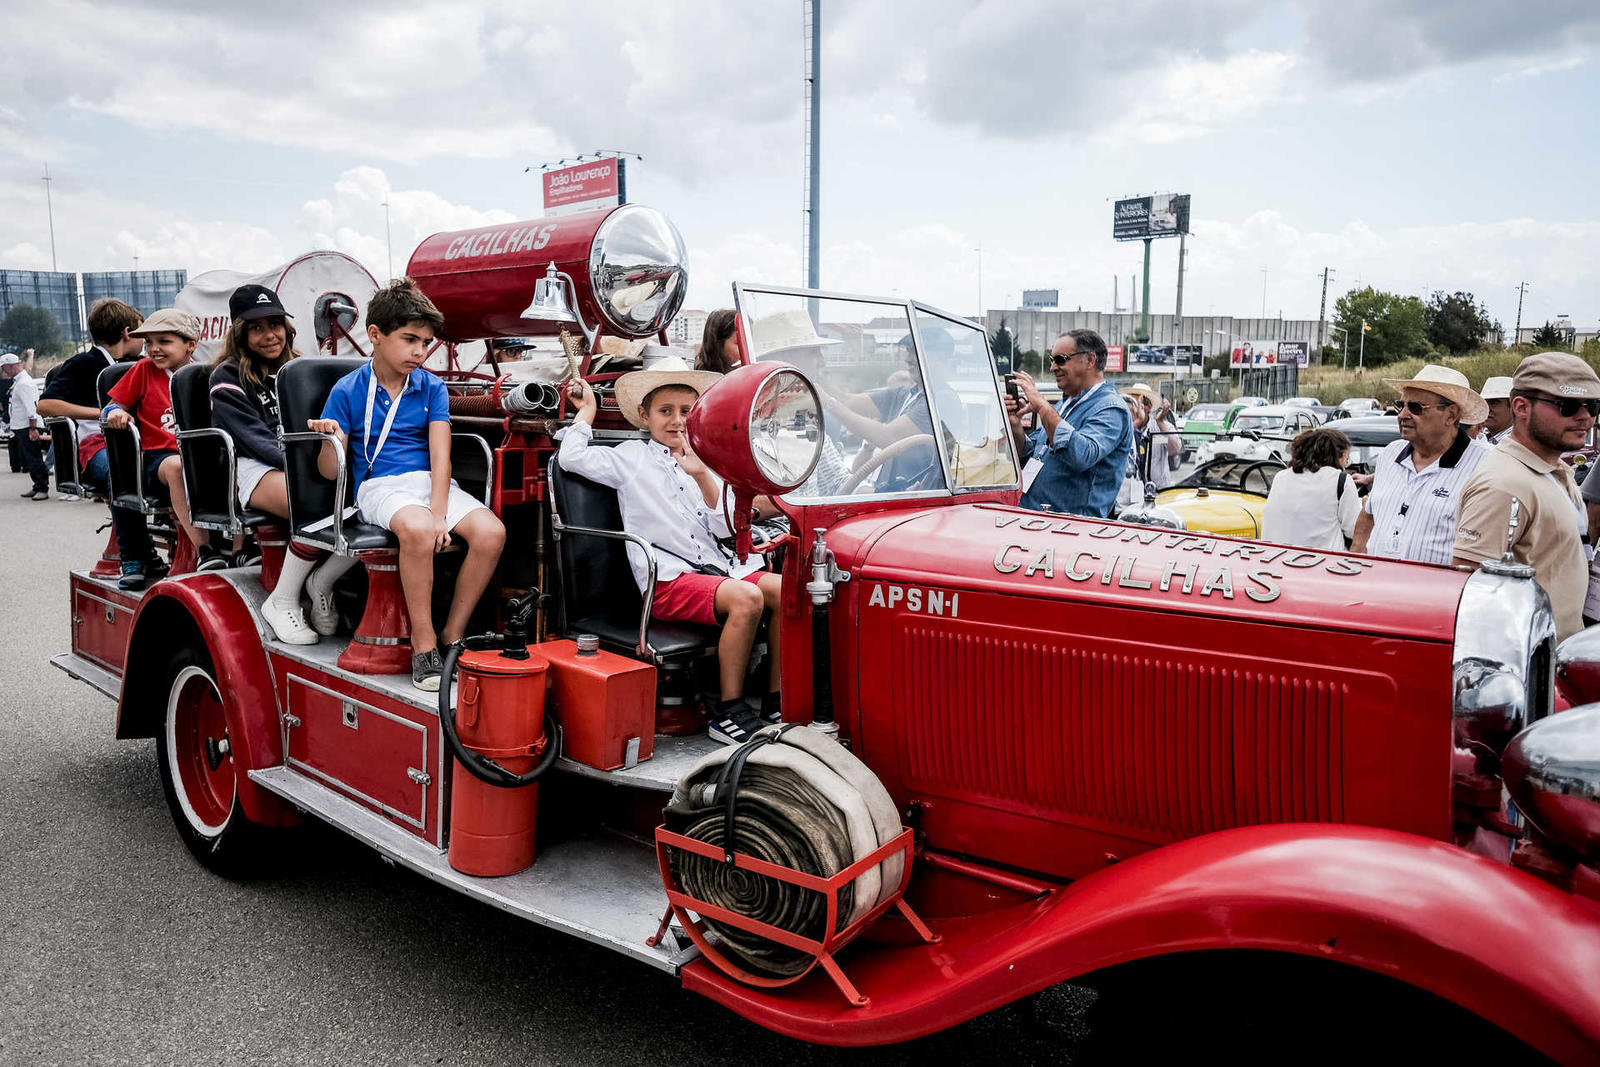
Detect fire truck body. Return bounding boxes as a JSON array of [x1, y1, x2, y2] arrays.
[[50, 214, 1600, 1060]]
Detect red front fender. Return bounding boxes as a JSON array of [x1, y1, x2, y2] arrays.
[[116, 574, 296, 827], [686, 824, 1600, 1061]]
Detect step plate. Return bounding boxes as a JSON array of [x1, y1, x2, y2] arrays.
[[249, 765, 695, 973]]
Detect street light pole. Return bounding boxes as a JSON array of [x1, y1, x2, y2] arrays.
[[381, 200, 394, 281], [974, 243, 982, 321], [41, 163, 58, 273], [1358, 319, 1368, 371], [1328, 324, 1348, 371]]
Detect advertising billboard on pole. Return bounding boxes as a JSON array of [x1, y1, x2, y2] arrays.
[[1113, 193, 1190, 241], [1127, 343, 1203, 372], [543, 158, 626, 216], [1229, 339, 1310, 367]]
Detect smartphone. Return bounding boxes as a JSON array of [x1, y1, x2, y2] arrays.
[[1005, 375, 1021, 406]]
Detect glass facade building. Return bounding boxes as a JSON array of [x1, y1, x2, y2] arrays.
[[82, 269, 187, 323], [0, 270, 83, 346]]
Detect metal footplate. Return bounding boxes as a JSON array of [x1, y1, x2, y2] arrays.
[[248, 765, 699, 973]]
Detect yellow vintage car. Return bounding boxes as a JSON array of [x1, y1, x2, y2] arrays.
[[1118, 457, 1285, 538]]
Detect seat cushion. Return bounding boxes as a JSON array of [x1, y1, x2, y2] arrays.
[[292, 520, 397, 553], [570, 613, 720, 661]]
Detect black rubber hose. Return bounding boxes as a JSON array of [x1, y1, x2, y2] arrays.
[[669, 763, 856, 978], [439, 638, 563, 788]]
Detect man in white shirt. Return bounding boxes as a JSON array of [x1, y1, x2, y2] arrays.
[[1479, 376, 1513, 446], [2, 353, 50, 499], [1351, 364, 1488, 565]]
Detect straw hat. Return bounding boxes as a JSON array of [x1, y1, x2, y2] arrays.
[[1120, 382, 1159, 402], [1480, 375, 1514, 401], [611, 355, 723, 429], [749, 308, 842, 359], [1381, 364, 1488, 424]]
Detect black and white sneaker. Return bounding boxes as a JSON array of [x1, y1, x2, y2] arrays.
[[412, 648, 444, 692], [756, 694, 782, 726], [195, 547, 231, 571], [709, 707, 755, 746]]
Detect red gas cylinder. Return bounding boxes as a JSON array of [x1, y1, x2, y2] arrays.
[[447, 648, 550, 877], [406, 204, 688, 343]]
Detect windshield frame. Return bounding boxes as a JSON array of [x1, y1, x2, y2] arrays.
[[730, 282, 1021, 504]]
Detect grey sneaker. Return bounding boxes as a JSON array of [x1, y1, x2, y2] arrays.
[[412, 648, 444, 692]]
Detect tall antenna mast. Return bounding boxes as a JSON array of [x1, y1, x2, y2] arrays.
[[803, 0, 820, 291]]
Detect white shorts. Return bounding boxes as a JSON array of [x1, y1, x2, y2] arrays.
[[356, 470, 487, 533], [237, 455, 277, 511]]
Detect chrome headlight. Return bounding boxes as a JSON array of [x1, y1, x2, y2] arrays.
[[587, 205, 688, 338], [1556, 626, 1600, 707], [1452, 565, 1557, 762], [749, 369, 823, 490], [1503, 703, 1600, 863]]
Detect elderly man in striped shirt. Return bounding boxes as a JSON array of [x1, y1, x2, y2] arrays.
[[1351, 365, 1489, 565]]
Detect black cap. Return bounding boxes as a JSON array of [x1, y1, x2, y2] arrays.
[[229, 284, 293, 322]]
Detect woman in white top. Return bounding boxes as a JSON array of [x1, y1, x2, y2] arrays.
[[1261, 427, 1361, 550]]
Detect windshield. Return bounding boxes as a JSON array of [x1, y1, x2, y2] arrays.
[[1232, 415, 1286, 433], [1176, 458, 1283, 494], [733, 286, 1019, 501], [1186, 405, 1229, 421]]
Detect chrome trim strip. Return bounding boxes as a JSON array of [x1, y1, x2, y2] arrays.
[[75, 588, 136, 616]]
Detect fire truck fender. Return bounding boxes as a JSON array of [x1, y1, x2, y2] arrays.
[[114, 575, 296, 827], [684, 823, 1600, 1059]]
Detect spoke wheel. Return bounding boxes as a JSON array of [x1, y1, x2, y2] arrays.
[[155, 646, 266, 875]]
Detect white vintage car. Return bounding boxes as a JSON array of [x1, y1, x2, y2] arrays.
[[1192, 403, 1323, 465]]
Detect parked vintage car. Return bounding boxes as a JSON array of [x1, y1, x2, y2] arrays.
[[1337, 415, 1403, 481], [1117, 456, 1286, 538], [1193, 404, 1323, 466]]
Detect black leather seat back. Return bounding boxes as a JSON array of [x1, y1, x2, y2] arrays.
[[548, 452, 645, 632], [97, 361, 151, 512], [278, 357, 363, 536], [171, 362, 234, 528]]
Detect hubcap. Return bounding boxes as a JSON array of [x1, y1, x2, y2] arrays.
[[166, 665, 234, 837]]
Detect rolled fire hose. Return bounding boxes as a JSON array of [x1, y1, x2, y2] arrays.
[[446, 381, 562, 418], [665, 725, 904, 978]]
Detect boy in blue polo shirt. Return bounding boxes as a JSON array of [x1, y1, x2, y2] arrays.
[[306, 279, 506, 690]]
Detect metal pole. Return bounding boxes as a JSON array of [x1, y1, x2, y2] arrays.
[[1514, 281, 1528, 344], [381, 200, 393, 280], [1260, 267, 1269, 317], [1359, 321, 1366, 371], [1140, 238, 1152, 340], [1317, 266, 1333, 354], [974, 244, 982, 320], [804, 0, 821, 292], [42, 163, 57, 271]]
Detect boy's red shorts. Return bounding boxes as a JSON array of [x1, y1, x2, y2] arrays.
[[651, 571, 765, 627]]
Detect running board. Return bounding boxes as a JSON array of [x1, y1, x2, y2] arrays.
[[51, 651, 122, 700], [248, 766, 695, 974]]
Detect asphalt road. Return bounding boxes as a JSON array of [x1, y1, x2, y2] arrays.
[[0, 466, 1097, 1066]]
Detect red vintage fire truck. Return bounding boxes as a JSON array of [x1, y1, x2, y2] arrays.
[[53, 204, 1600, 1061]]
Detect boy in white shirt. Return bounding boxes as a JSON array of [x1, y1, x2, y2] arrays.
[[558, 357, 781, 745]]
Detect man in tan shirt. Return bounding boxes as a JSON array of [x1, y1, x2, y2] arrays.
[[1453, 351, 1599, 641]]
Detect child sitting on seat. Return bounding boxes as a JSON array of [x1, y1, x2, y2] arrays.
[[306, 278, 505, 692], [558, 356, 782, 746], [211, 284, 355, 644], [101, 308, 214, 589]]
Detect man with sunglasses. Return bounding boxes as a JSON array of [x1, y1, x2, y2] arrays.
[[1351, 364, 1488, 564], [1007, 329, 1133, 517], [1454, 352, 1599, 641]]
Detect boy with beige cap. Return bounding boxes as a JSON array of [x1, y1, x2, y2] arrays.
[[1454, 352, 1600, 640]]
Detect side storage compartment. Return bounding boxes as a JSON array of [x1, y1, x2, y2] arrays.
[[278, 665, 447, 849], [70, 572, 140, 677]]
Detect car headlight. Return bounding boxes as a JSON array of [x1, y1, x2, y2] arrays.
[[687, 362, 823, 496]]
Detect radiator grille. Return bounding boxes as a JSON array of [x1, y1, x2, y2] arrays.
[[895, 623, 1346, 839]]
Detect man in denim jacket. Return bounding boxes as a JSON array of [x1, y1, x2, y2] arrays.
[[1007, 329, 1133, 518]]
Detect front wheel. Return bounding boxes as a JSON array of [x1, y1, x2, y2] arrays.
[[156, 647, 266, 875]]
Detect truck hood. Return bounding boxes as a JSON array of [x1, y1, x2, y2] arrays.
[[824, 502, 1465, 644]]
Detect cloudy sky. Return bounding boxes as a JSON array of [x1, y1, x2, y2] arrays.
[[1, 0, 1596, 331]]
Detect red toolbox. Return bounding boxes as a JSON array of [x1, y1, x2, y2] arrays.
[[536, 638, 655, 770]]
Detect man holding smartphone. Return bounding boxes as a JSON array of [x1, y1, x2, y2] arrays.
[[1005, 329, 1133, 518]]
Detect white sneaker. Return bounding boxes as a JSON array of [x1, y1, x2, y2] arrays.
[[261, 597, 318, 645], [306, 578, 339, 636]]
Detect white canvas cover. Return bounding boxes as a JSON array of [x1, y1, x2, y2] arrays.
[[175, 251, 379, 365]]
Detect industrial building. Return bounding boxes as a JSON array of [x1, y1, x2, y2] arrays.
[[0, 268, 186, 347], [0, 269, 83, 343]]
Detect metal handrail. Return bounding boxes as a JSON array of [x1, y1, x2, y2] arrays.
[[175, 425, 241, 534], [281, 430, 350, 556], [450, 432, 494, 506]]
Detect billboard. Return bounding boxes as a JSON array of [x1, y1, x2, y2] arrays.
[[1127, 343, 1203, 372], [1021, 289, 1059, 308], [1105, 344, 1124, 373], [543, 158, 626, 216], [1229, 339, 1310, 368], [1113, 193, 1191, 241]]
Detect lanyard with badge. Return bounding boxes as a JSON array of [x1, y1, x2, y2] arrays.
[[1021, 382, 1101, 490], [362, 365, 406, 479]]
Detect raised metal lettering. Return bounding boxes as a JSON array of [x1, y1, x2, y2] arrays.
[[1200, 567, 1235, 598], [1065, 552, 1098, 581], [1160, 560, 1197, 593], [1120, 529, 1162, 545], [887, 586, 904, 608], [1020, 517, 1051, 531], [1025, 548, 1055, 578], [1118, 556, 1152, 589], [1325, 558, 1364, 576], [1245, 570, 1283, 603], [1089, 526, 1120, 540], [908, 588, 922, 611], [1281, 551, 1324, 569], [994, 515, 1020, 529], [994, 543, 1026, 573], [1101, 553, 1119, 584], [868, 584, 887, 607]]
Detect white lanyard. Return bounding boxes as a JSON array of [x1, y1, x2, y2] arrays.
[[1059, 380, 1103, 420], [362, 366, 406, 476]]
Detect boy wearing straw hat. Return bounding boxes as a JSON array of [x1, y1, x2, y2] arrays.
[[559, 357, 782, 746], [1351, 364, 1489, 565]]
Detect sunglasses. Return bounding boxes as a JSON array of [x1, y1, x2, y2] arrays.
[[1395, 400, 1453, 415], [1049, 352, 1084, 367], [1531, 395, 1600, 418]]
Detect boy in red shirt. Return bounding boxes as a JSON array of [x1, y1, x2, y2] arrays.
[[101, 308, 212, 588]]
